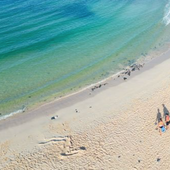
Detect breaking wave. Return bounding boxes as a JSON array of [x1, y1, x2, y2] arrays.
[[163, 0, 170, 25], [0, 106, 26, 121]]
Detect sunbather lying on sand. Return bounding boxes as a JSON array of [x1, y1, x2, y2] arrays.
[[158, 118, 166, 135]]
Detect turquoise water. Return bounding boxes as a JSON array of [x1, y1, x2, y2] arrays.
[[1, 0, 170, 116]]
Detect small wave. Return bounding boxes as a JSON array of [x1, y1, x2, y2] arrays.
[[163, 0, 170, 26], [0, 106, 26, 121]]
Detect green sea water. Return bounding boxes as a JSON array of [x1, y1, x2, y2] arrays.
[[1, 0, 170, 117]]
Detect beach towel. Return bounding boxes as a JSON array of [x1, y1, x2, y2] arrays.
[[161, 126, 166, 132]]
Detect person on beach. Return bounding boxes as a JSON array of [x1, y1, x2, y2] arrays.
[[158, 118, 166, 135], [165, 113, 170, 129]]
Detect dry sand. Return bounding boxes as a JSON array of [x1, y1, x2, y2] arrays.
[[1, 49, 170, 170]]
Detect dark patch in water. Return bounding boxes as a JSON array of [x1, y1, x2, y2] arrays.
[[59, 2, 94, 19]]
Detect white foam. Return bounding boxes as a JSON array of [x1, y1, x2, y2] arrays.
[[0, 106, 26, 121], [163, 0, 170, 26]]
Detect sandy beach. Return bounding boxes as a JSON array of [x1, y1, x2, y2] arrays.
[[1, 48, 170, 170]]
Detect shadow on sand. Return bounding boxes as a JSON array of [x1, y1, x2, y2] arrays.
[[162, 104, 170, 120], [155, 109, 162, 125]]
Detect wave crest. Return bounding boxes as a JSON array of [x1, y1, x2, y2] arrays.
[[0, 106, 26, 121], [163, 0, 170, 26]]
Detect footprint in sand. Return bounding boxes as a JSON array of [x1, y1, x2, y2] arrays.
[[38, 135, 68, 145], [60, 146, 86, 158], [39, 135, 86, 159]]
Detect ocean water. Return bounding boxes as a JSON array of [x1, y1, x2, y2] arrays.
[[1, 0, 170, 117]]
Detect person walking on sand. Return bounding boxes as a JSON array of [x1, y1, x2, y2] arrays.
[[158, 118, 166, 135], [165, 113, 170, 129]]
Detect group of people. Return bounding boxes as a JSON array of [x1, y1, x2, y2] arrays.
[[157, 104, 170, 135]]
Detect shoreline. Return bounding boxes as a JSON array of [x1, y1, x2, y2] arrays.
[[0, 42, 169, 120], [0, 46, 170, 130]]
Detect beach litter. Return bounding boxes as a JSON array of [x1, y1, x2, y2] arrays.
[[51, 115, 58, 120]]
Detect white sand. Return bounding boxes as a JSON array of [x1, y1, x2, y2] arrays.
[[1, 49, 170, 169]]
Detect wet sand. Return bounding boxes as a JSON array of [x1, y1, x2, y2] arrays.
[[1, 49, 170, 169]]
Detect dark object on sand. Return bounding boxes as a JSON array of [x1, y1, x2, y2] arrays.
[[125, 70, 131, 76], [51, 115, 58, 120], [61, 153, 67, 156], [91, 84, 102, 91], [130, 63, 144, 72], [132, 67, 135, 71], [79, 146, 86, 150], [123, 77, 127, 80], [157, 158, 161, 162]]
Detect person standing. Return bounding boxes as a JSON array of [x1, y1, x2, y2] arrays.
[[165, 113, 170, 129]]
